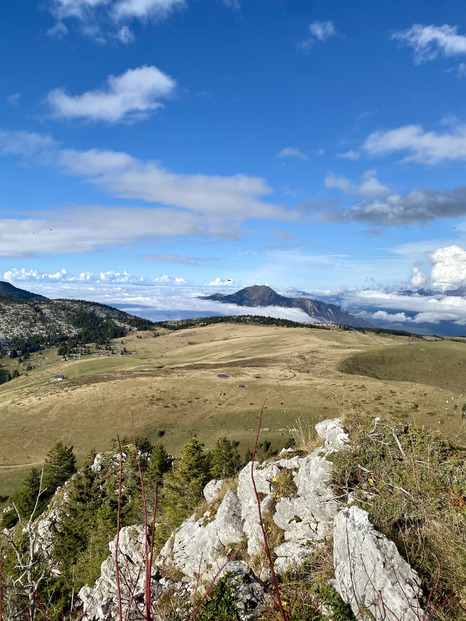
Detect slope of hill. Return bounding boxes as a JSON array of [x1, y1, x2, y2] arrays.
[[0, 297, 152, 348], [0, 280, 48, 300], [200, 284, 372, 328]]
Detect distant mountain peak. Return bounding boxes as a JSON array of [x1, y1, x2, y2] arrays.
[[200, 285, 371, 328]]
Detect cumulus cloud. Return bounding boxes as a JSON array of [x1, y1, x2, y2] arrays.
[[361, 123, 466, 164], [410, 267, 428, 289], [3, 268, 68, 281], [2, 268, 189, 287], [430, 245, 466, 291], [323, 185, 466, 226], [392, 24, 466, 64], [299, 20, 335, 52], [47, 66, 175, 123], [277, 147, 309, 161], [204, 277, 234, 286], [325, 170, 390, 198], [372, 310, 413, 323]]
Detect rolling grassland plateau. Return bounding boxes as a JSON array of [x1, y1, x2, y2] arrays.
[[1, 320, 465, 500]]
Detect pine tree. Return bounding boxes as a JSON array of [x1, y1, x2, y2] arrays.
[[10, 467, 46, 520], [209, 437, 241, 479], [43, 442, 76, 494], [162, 436, 210, 530], [149, 441, 171, 483]]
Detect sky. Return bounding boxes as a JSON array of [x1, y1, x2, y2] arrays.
[[3, 0, 466, 329]]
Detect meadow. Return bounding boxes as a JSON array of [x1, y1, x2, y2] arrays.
[[0, 322, 465, 498]]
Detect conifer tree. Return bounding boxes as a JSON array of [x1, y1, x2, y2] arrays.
[[43, 441, 76, 493], [209, 437, 241, 479], [149, 441, 171, 483], [162, 435, 209, 529], [11, 467, 45, 520]]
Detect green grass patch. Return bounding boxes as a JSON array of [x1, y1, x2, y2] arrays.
[[340, 341, 466, 392]]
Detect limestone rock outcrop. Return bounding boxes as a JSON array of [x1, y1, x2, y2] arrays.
[[333, 506, 424, 621], [77, 418, 424, 621]]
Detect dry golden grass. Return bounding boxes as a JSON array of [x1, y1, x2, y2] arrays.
[[0, 323, 464, 497]]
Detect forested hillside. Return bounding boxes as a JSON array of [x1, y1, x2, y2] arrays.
[[0, 297, 152, 355]]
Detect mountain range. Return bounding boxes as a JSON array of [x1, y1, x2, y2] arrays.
[[199, 285, 371, 328]]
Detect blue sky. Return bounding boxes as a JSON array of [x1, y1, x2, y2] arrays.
[[3, 0, 466, 327]]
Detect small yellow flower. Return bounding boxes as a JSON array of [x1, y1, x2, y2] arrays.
[[368, 478, 374, 486]]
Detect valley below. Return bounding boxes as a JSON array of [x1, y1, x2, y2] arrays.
[[1, 321, 465, 498]]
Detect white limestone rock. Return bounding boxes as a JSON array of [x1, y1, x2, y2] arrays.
[[237, 461, 279, 557], [315, 418, 349, 452], [273, 446, 340, 575], [79, 525, 163, 620], [333, 506, 424, 621], [158, 489, 244, 584], [203, 478, 224, 502]]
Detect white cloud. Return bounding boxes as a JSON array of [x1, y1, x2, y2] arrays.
[[48, 0, 186, 42], [277, 147, 309, 161], [49, 0, 110, 20], [0, 130, 291, 245], [3, 268, 68, 281], [338, 149, 360, 160], [0, 206, 204, 257], [392, 24, 466, 64], [343, 288, 466, 326], [0, 130, 56, 156], [116, 25, 134, 43], [204, 277, 234, 286], [372, 310, 412, 323], [309, 20, 335, 41], [430, 245, 466, 291], [58, 147, 288, 222], [410, 267, 428, 289], [47, 65, 175, 123], [362, 123, 466, 164], [112, 0, 185, 20], [49, 0, 184, 20], [299, 20, 335, 52], [7, 93, 20, 106], [325, 170, 390, 198], [99, 270, 138, 282], [2, 267, 189, 286], [322, 185, 466, 227]]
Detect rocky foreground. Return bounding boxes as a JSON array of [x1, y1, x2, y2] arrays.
[[76, 419, 424, 620]]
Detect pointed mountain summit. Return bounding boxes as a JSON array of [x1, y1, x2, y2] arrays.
[[200, 285, 371, 328]]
